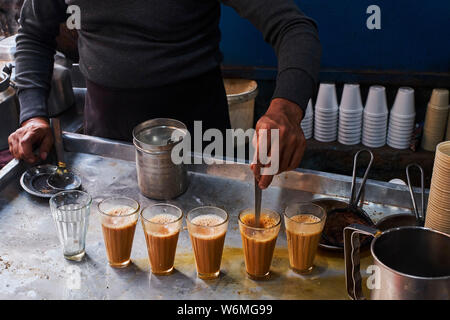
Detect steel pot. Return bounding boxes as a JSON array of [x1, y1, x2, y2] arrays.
[[132, 118, 189, 200], [344, 225, 450, 300]]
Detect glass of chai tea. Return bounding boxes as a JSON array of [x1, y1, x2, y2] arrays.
[[284, 202, 326, 274], [238, 208, 281, 280], [98, 197, 140, 268], [141, 203, 183, 275], [186, 206, 229, 280]]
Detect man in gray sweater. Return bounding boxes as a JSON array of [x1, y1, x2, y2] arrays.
[[8, 0, 321, 189]]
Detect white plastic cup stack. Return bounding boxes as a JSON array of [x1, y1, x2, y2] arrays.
[[362, 85, 389, 148], [314, 83, 338, 142], [387, 87, 416, 149], [338, 84, 363, 145], [301, 100, 313, 139]]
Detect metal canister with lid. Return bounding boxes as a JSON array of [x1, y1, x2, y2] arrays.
[[132, 118, 189, 200]]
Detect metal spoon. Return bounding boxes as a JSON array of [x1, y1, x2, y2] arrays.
[[47, 118, 81, 190], [254, 177, 262, 227]]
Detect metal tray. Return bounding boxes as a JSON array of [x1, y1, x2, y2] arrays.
[[0, 132, 429, 300]]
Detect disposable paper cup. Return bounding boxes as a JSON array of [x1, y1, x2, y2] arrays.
[[339, 127, 362, 135], [428, 187, 450, 207], [315, 83, 338, 110], [315, 111, 338, 119], [391, 87, 415, 117], [339, 139, 361, 146], [363, 111, 389, 120], [423, 129, 447, 140], [387, 143, 410, 150], [426, 211, 450, 229], [423, 110, 449, 134], [430, 88, 449, 107], [314, 129, 337, 138], [340, 116, 362, 124], [433, 161, 450, 176], [315, 136, 337, 143], [315, 124, 337, 131], [389, 112, 416, 122], [362, 128, 387, 137], [388, 127, 413, 136], [362, 135, 386, 143], [315, 120, 338, 128], [387, 134, 410, 143], [339, 134, 361, 142], [387, 135, 411, 144], [427, 198, 450, 215], [427, 208, 450, 223], [446, 112, 450, 141], [302, 129, 313, 137], [315, 114, 338, 122], [339, 132, 361, 139], [365, 85, 388, 115], [421, 133, 445, 152], [339, 108, 363, 116], [388, 126, 414, 135], [362, 140, 385, 148], [436, 141, 450, 163], [363, 115, 388, 123], [426, 209, 450, 224], [304, 131, 313, 140], [362, 134, 386, 142], [339, 118, 362, 126], [388, 117, 416, 127], [301, 117, 313, 126], [430, 175, 450, 191], [340, 83, 363, 112], [314, 129, 337, 136], [363, 121, 388, 129], [305, 99, 314, 118], [427, 102, 449, 112]]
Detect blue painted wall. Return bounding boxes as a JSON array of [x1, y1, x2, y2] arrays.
[[219, 0, 450, 76]]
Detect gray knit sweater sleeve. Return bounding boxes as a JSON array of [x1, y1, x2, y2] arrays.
[[221, 0, 322, 112], [14, 0, 67, 123]]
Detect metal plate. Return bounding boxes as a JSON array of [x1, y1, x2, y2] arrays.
[[19, 165, 64, 198]]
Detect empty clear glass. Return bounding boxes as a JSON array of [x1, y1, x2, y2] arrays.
[[49, 190, 92, 261]]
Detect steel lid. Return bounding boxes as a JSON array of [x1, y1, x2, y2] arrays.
[[132, 118, 187, 152]]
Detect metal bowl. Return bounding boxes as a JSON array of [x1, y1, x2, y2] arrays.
[[311, 198, 375, 251], [20, 164, 81, 198]]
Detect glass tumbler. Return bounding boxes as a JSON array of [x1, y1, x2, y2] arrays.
[[186, 206, 229, 279], [284, 202, 326, 274], [98, 197, 140, 268], [238, 208, 281, 280], [49, 190, 92, 261], [141, 204, 183, 275]]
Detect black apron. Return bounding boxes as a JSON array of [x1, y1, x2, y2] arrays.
[[84, 67, 231, 142]]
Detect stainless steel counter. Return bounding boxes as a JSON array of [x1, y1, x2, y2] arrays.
[[0, 133, 428, 300]]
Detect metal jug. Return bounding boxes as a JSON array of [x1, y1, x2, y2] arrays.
[[344, 225, 450, 300]]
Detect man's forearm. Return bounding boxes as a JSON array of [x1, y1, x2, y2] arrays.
[[15, 0, 67, 124], [221, 0, 321, 112]]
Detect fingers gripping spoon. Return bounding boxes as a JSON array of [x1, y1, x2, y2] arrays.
[[47, 118, 81, 191]]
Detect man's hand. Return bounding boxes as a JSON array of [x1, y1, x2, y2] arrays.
[[251, 98, 306, 189], [8, 117, 54, 163]]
